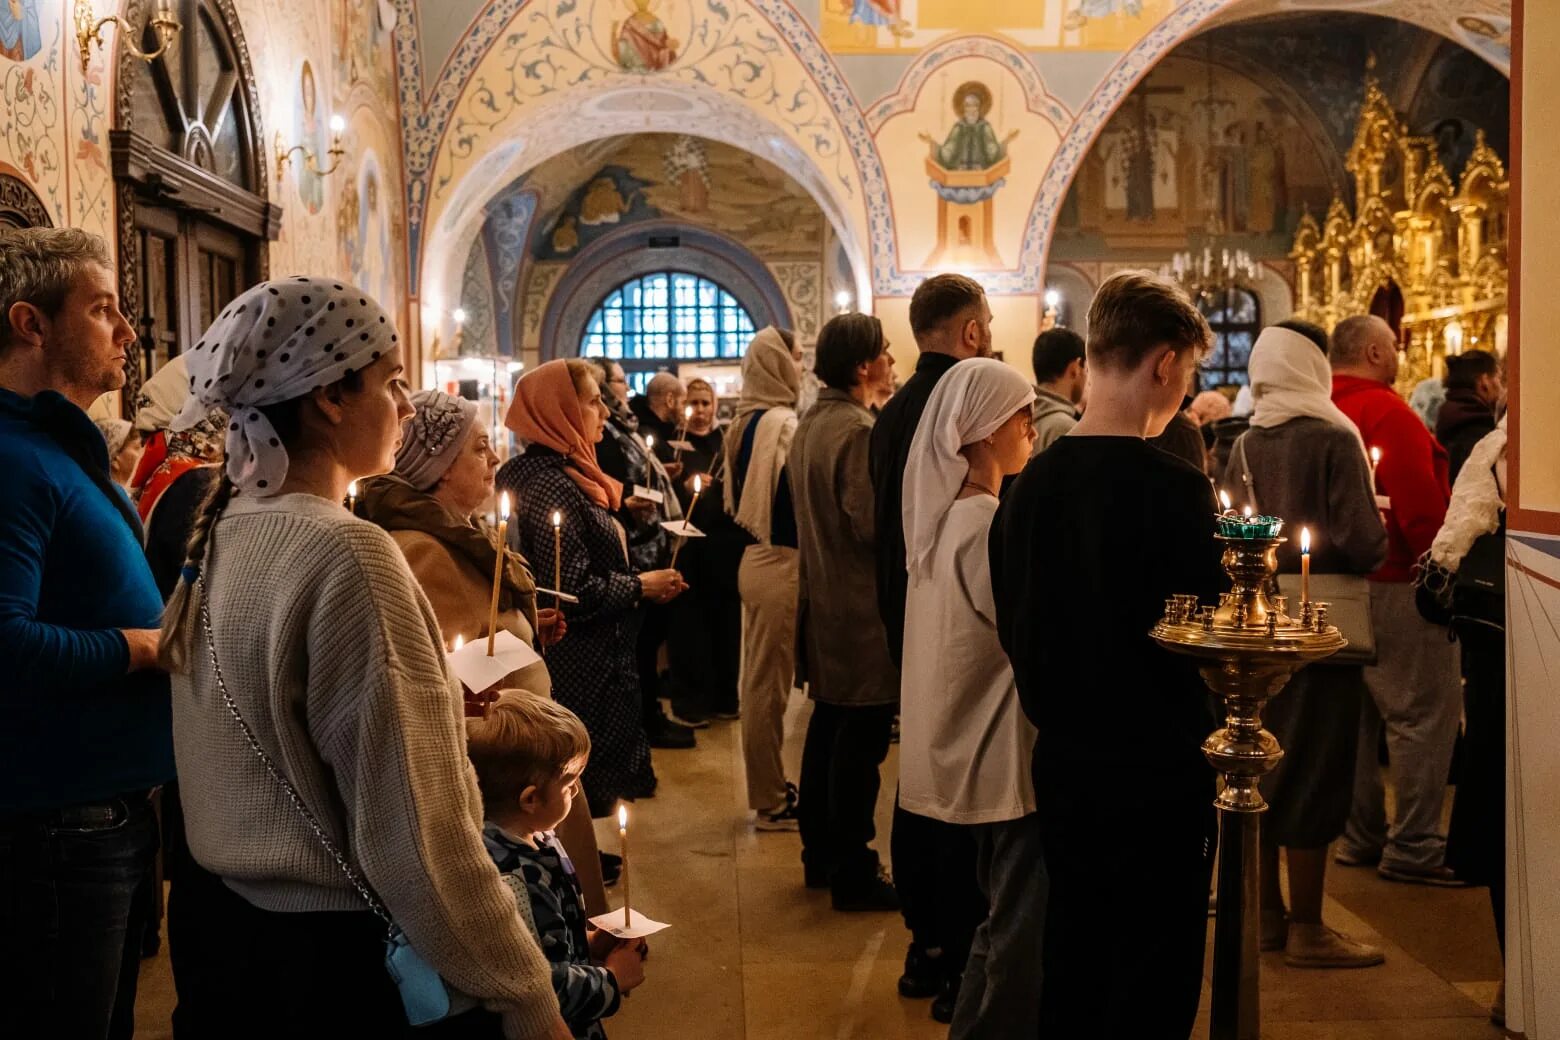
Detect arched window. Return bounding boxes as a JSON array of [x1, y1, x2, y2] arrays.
[[582, 271, 756, 393], [1198, 287, 1261, 388]]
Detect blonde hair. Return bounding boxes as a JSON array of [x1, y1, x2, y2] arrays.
[[467, 691, 591, 814]]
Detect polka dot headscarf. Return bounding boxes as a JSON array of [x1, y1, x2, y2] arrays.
[[169, 277, 399, 494]]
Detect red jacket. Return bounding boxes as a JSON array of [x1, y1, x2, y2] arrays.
[[1332, 374, 1450, 583]]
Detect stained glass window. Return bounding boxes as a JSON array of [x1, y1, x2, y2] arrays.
[[1198, 288, 1261, 388], [582, 272, 756, 393]]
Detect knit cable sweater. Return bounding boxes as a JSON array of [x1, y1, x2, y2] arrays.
[[171, 492, 558, 1038]]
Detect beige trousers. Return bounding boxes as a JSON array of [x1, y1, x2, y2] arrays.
[[738, 544, 799, 812]]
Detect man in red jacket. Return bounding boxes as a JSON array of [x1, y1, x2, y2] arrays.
[[1330, 315, 1462, 886]]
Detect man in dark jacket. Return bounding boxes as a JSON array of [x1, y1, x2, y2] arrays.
[[867, 273, 992, 1021], [1435, 350, 1502, 485], [0, 227, 172, 1037]]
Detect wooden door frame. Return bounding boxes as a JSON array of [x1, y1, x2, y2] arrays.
[[111, 0, 278, 412]]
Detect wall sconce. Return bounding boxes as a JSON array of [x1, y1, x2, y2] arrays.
[[1041, 288, 1061, 331], [76, 0, 182, 75], [274, 115, 347, 184]]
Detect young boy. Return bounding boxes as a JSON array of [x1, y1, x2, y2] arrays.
[[468, 692, 647, 1039], [989, 271, 1223, 1037]]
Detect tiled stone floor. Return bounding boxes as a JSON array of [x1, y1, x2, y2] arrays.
[[135, 690, 1504, 1038]]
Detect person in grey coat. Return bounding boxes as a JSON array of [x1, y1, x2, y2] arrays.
[[1224, 322, 1388, 970], [1028, 327, 1086, 456], [791, 312, 901, 911]]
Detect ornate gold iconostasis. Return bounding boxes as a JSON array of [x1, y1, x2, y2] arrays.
[[1289, 61, 1509, 392]]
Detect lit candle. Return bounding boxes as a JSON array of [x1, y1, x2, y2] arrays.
[[452, 634, 464, 653], [551, 510, 563, 614], [347, 480, 358, 514], [644, 433, 655, 454], [1369, 446, 1382, 490], [1300, 527, 1311, 608], [486, 492, 510, 656], [1218, 489, 1233, 515], [618, 803, 631, 929], [1242, 504, 1253, 519], [669, 475, 702, 571]]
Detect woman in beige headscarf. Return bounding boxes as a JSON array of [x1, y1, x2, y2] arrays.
[[723, 327, 805, 830]]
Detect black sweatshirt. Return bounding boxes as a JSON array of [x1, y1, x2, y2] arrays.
[[989, 436, 1224, 809]]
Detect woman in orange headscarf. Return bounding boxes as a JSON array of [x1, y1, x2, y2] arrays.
[[497, 359, 687, 815]]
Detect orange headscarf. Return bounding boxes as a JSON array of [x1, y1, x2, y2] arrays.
[[505, 359, 623, 511]]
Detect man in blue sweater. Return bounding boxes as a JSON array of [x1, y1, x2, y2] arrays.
[[0, 228, 172, 1037]]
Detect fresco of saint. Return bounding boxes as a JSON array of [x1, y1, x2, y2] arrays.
[[296, 61, 327, 215], [615, 0, 678, 72], [849, 0, 911, 38], [923, 84, 1013, 171], [0, 0, 43, 62]]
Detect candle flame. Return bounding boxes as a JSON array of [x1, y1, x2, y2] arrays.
[[347, 480, 358, 498], [1242, 505, 1253, 518], [1219, 489, 1232, 511], [551, 510, 562, 528], [1370, 446, 1382, 464], [644, 434, 655, 450], [498, 491, 511, 521], [1301, 527, 1311, 554], [452, 635, 464, 652], [618, 804, 628, 829], [693, 475, 702, 494], [684, 405, 693, 420]]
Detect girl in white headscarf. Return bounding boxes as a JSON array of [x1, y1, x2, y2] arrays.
[[157, 278, 569, 1040], [898, 358, 1040, 1039]]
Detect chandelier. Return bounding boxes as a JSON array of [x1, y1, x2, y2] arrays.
[[1161, 246, 1259, 303]]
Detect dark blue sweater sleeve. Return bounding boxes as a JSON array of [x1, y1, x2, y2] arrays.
[[0, 465, 130, 693]]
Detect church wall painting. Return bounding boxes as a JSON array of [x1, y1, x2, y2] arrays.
[[1051, 53, 1335, 255], [818, 0, 1179, 55], [872, 51, 1063, 275], [294, 59, 327, 215]]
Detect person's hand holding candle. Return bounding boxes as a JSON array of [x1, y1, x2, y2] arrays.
[[536, 607, 568, 646]]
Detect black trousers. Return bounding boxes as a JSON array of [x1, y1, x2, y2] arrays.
[[1037, 787, 1216, 1038], [1447, 624, 1506, 950], [892, 801, 984, 969], [667, 538, 743, 717], [170, 859, 503, 1039], [798, 701, 896, 887], [634, 601, 673, 725]]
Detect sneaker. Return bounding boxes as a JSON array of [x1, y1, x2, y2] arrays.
[[1260, 910, 1288, 952], [832, 867, 899, 912], [1333, 845, 1382, 867], [897, 944, 946, 999], [1283, 923, 1385, 969], [667, 703, 712, 729], [1376, 863, 1467, 888], [931, 974, 961, 1023], [645, 713, 696, 749], [757, 785, 800, 832]]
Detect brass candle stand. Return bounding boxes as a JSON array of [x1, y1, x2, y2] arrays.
[[1152, 525, 1346, 1040]]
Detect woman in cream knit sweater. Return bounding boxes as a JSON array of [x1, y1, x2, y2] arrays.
[[158, 279, 569, 1040]]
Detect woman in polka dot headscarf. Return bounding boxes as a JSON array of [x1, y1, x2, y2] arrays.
[[156, 278, 570, 1039]]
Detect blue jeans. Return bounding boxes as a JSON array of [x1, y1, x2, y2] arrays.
[[0, 792, 158, 1040]]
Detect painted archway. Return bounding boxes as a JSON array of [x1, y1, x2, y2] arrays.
[[1025, 0, 1511, 287], [417, 82, 874, 350]]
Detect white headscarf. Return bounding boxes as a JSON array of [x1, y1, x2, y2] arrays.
[[132, 354, 189, 433], [171, 277, 399, 494], [902, 358, 1034, 582], [1248, 326, 1367, 461]]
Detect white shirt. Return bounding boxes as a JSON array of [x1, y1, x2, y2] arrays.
[[899, 495, 1037, 824]]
